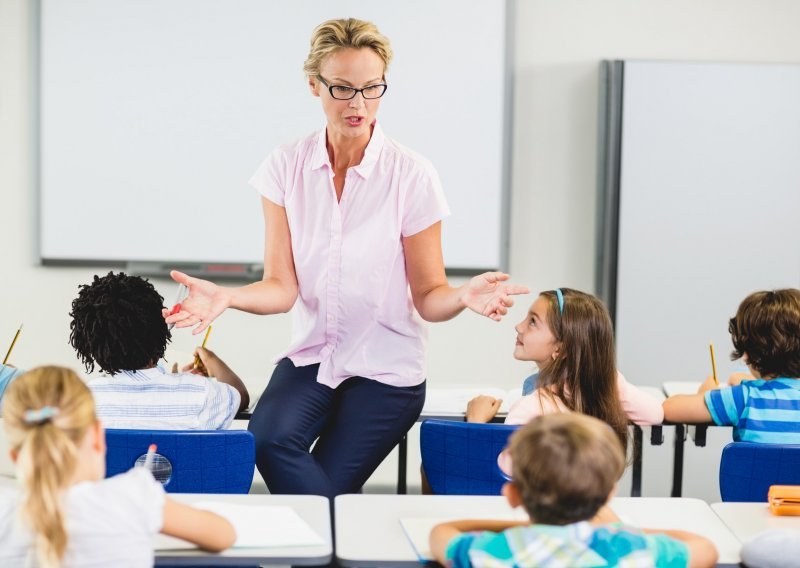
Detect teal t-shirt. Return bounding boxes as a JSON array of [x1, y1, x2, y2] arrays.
[[446, 521, 689, 567]]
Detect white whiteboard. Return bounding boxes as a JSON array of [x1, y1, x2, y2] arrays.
[[614, 60, 800, 387], [38, 0, 510, 271]]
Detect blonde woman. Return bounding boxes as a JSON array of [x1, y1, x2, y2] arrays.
[[0, 366, 235, 567], [164, 18, 528, 497]]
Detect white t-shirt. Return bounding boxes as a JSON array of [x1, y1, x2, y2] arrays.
[[0, 468, 165, 567]]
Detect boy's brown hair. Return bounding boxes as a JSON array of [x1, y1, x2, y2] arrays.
[[508, 413, 625, 525], [728, 289, 800, 379]]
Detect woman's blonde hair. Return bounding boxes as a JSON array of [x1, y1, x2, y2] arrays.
[[2, 366, 96, 568], [303, 18, 393, 79]]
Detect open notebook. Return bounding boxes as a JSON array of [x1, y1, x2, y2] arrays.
[[155, 502, 325, 550], [400, 512, 529, 562], [422, 388, 523, 417]]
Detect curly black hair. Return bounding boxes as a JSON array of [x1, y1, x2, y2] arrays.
[[69, 271, 171, 375]]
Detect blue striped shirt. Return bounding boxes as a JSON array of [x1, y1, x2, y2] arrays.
[[88, 365, 240, 430], [704, 378, 800, 443]]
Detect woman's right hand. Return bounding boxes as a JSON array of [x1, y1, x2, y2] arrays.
[[162, 270, 231, 334]]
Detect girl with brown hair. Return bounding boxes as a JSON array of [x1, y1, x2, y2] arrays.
[[466, 288, 663, 454]]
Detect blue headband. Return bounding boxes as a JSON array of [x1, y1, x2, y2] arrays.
[[555, 288, 564, 315]]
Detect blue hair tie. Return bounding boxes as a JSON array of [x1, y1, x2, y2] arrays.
[[23, 406, 59, 425], [555, 288, 564, 315]]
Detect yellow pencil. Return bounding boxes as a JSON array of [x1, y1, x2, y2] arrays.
[[3, 323, 23, 366], [193, 325, 212, 369], [709, 342, 719, 385]]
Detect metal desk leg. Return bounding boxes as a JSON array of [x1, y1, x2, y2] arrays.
[[397, 434, 407, 494], [671, 423, 685, 497], [631, 425, 643, 497]]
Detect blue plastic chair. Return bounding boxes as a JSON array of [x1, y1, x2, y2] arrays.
[[719, 442, 800, 502], [105, 429, 255, 494], [420, 419, 520, 495]]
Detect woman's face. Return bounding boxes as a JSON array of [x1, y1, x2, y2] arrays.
[[514, 295, 559, 366], [310, 48, 385, 144]]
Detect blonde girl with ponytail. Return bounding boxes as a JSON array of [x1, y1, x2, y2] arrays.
[[0, 366, 235, 567]]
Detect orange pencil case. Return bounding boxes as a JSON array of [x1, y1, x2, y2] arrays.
[[768, 485, 800, 516]]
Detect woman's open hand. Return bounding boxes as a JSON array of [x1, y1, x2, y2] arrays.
[[162, 270, 230, 334], [462, 272, 529, 322]]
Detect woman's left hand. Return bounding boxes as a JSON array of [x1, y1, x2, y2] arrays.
[[462, 272, 529, 321]]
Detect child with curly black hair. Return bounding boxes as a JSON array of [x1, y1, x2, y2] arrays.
[[70, 272, 249, 429]]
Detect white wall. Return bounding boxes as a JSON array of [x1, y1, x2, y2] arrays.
[[3, 0, 800, 499]]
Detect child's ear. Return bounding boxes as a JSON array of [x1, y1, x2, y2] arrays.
[[502, 481, 523, 508], [8, 449, 18, 464], [92, 420, 106, 454]]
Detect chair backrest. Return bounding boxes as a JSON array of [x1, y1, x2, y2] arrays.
[[420, 419, 519, 495], [105, 429, 255, 494], [720, 441, 800, 502]]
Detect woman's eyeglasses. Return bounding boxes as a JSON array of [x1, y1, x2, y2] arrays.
[[317, 76, 388, 100]]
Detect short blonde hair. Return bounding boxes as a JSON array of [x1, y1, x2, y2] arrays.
[[303, 18, 393, 79], [2, 366, 96, 568], [508, 413, 625, 525]]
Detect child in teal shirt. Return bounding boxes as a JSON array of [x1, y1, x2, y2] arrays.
[[430, 413, 717, 568]]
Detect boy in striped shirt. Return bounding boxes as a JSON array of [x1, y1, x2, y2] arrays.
[[430, 414, 716, 568], [69, 272, 249, 430], [664, 288, 800, 443]]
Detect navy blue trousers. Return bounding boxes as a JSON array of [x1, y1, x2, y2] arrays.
[[248, 358, 426, 498]]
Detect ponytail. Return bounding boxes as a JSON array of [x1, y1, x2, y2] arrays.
[[1, 366, 96, 568]]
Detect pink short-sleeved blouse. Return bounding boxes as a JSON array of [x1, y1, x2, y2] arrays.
[[249, 121, 450, 388]]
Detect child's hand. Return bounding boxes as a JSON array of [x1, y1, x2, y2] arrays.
[[462, 272, 529, 322], [466, 395, 502, 423], [180, 347, 218, 377], [727, 371, 755, 386], [697, 374, 722, 393]]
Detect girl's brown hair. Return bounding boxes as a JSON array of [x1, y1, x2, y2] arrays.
[[535, 288, 629, 455], [729, 289, 800, 379], [2, 366, 96, 568]]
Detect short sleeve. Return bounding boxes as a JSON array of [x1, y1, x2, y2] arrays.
[[445, 531, 514, 568], [249, 150, 286, 206], [646, 534, 690, 568], [704, 384, 748, 426], [616, 371, 664, 425], [445, 533, 478, 568], [201, 379, 241, 430], [401, 160, 450, 238], [104, 468, 166, 535]]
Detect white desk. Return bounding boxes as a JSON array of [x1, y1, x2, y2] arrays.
[[334, 494, 742, 567], [155, 494, 332, 566], [711, 502, 800, 542]]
